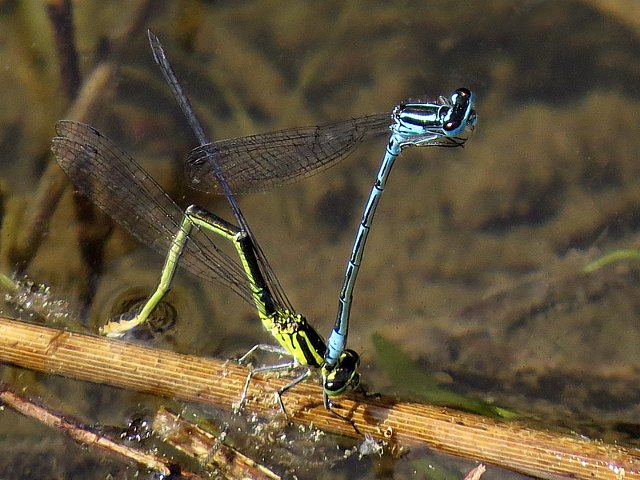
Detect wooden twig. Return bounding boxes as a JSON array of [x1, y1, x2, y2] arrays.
[[0, 382, 201, 478], [0, 316, 638, 480], [153, 407, 281, 480]]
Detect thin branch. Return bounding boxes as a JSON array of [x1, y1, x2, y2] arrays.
[[0, 382, 201, 478], [0, 316, 638, 480]]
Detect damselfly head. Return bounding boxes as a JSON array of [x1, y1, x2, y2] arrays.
[[392, 88, 476, 146], [322, 349, 361, 397], [442, 88, 477, 137]]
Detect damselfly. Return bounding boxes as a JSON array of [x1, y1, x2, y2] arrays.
[[50, 31, 476, 416]]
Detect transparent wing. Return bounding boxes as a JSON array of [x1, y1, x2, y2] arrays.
[[186, 113, 392, 194], [51, 120, 256, 306]]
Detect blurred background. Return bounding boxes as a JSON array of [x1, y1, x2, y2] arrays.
[[0, 1, 639, 478]]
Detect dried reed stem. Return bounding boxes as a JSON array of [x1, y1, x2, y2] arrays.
[[0, 316, 638, 480]]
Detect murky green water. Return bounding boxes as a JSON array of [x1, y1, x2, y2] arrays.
[[1, 1, 639, 478]]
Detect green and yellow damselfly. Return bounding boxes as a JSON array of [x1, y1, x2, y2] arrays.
[[51, 31, 476, 417]]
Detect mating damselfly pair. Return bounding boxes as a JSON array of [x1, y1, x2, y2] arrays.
[[50, 31, 476, 418]]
